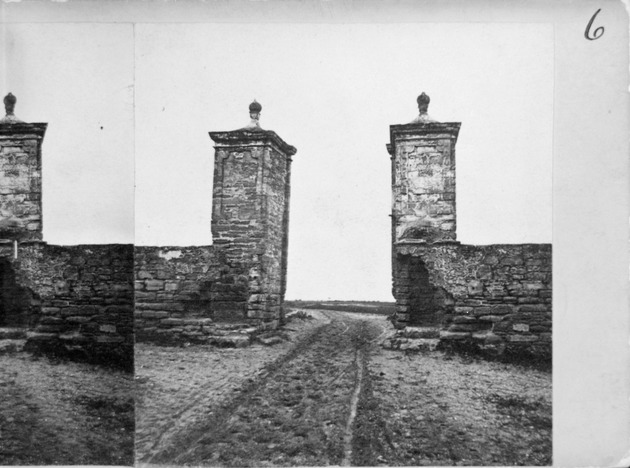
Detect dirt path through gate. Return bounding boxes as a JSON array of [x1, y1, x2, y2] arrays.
[[136, 308, 551, 466]]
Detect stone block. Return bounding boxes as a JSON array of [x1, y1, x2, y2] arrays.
[[439, 331, 471, 340], [161, 318, 185, 327], [135, 292, 157, 301], [472, 306, 493, 316], [452, 315, 477, 324], [136, 311, 166, 322], [400, 338, 439, 352], [96, 335, 124, 343], [448, 323, 483, 332], [508, 334, 538, 342], [518, 304, 548, 313], [145, 280, 165, 291], [518, 297, 541, 304], [66, 316, 92, 324], [492, 305, 513, 315], [483, 255, 499, 265], [36, 324, 64, 333], [402, 327, 440, 338], [512, 323, 530, 332], [259, 335, 283, 346], [59, 332, 90, 343], [40, 316, 63, 325], [478, 315, 505, 323], [164, 281, 180, 292], [135, 270, 155, 283], [0, 328, 26, 340], [476, 265, 492, 280], [26, 332, 58, 341]]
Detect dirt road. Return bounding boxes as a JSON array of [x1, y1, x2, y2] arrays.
[[137, 310, 551, 466], [0, 353, 134, 466]]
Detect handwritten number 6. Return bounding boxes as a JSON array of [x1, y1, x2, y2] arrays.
[[585, 9, 604, 40]]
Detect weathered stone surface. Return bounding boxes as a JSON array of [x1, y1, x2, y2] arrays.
[[512, 323, 530, 332], [0, 327, 26, 339], [0, 338, 24, 354], [258, 335, 283, 346], [388, 119, 460, 244], [0, 122, 46, 241], [135, 107, 296, 346], [388, 97, 551, 359], [508, 334, 538, 342], [400, 326, 440, 339], [0, 243, 134, 366], [439, 331, 471, 340], [452, 315, 477, 324]]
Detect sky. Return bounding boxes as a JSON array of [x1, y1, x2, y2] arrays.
[[1, 21, 553, 301]]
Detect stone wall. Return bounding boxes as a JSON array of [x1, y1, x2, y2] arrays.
[[134, 245, 266, 346], [256, 142, 293, 324], [0, 123, 46, 240], [210, 142, 268, 323], [209, 120, 296, 325], [388, 122, 460, 244], [0, 242, 133, 366], [388, 95, 551, 358], [133, 107, 296, 347], [394, 242, 552, 357]]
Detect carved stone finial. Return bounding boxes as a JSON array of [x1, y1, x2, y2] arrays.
[[249, 100, 262, 114], [1, 93, 23, 124], [4, 93, 16, 116], [417, 92, 430, 114], [244, 99, 263, 129], [410, 92, 437, 123]]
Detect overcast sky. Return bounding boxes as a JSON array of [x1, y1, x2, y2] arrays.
[[1, 22, 552, 301]]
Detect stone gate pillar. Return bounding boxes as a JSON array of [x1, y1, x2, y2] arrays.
[[387, 93, 460, 327], [0, 93, 47, 242], [209, 101, 296, 328]]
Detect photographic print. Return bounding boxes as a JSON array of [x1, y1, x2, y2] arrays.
[[0, 1, 628, 467]]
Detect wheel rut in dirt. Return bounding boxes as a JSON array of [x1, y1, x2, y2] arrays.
[[147, 311, 383, 467]]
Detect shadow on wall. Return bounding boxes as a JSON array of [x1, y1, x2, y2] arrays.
[[394, 254, 454, 328], [0, 257, 39, 328]]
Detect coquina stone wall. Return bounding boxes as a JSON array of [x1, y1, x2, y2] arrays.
[[0, 121, 46, 241], [134, 246, 257, 346], [394, 243, 551, 357], [0, 242, 133, 366], [0, 97, 133, 367], [134, 102, 296, 346], [388, 94, 552, 358]]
